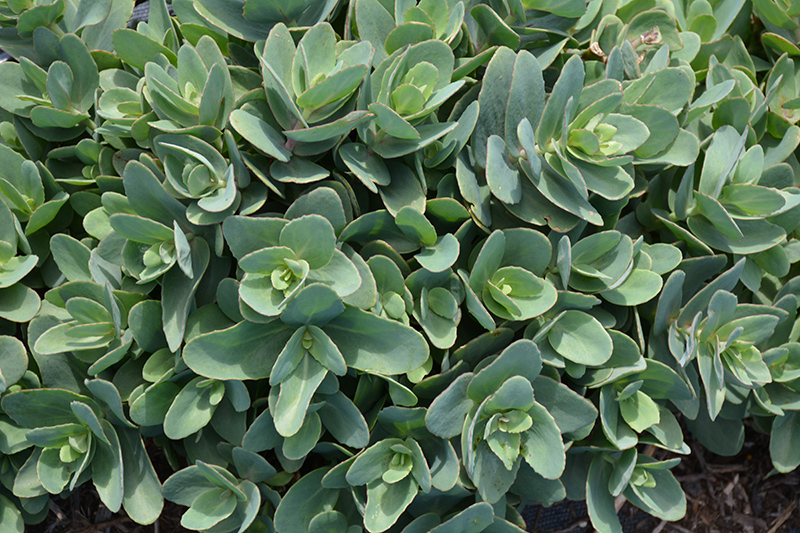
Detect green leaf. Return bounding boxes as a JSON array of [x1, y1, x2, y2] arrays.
[[720, 184, 785, 217], [13, 448, 46, 498], [468, 340, 541, 401], [37, 446, 71, 494], [364, 476, 418, 532], [123, 161, 190, 231], [3, 389, 98, 430], [307, 249, 363, 300], [184, 319, 296, 380], [469, 230, 505, 294], [385, 22, 435, 55], [325, 306, 429, 375], [112, 29, 177, 70], [274, 468, 339, 533], [626, 104, 679, 158], [521, 156, 603, 226], [486, 135, 521, 204], [379, 162, 426, 216], [425, 372, 474, 438], [0, 495, 23, 533], [619, 391, 660, 432], [429, 503, 493, 533], [262, 328, 306, 385], [0, 284, 40, 323], [470, 4, 520, 49], [57, 33, 99, 114], [0, 336, 28, 392], [164, 376, 216, 440], [274, 354, 327, 437], [771, 410, 800, 472], [520, 401, 565, 480], [27, 192, 69, 236], [283, 410, 322, 459], [339, 142, 392, 193], [602, 269, 663, 306], [392, 83, 426, 116], [416, 234, 459, 273], [642, 243, 682, 276], [280, 284, 345, 327], [698, 126, 746, 199], [484, 266, 557, 321], [569, 231, 633, 293], [371, 121, 456, 158], [71, 0, 112, 31], [548, 311, 613, 366], [34, 322, 115, 355], [47, 61, 73, 111], [687, 216, 786, 254], [486, 429, 520, 470], [538, 54, 584, 147], [229, 109, 291, 162], [625, 460, 686, 521], [284, 110, 373, 142], [395, 206, 436, 247], [369, 102, 420, 140], [162, 465, 220, 507], [587, 457, 623, 533], [694, 191, 742, 241], [182, 487, 237, 530], [50, 234, 92, 282], [470, 440, 519, 503], [0, 255, 37, 289], [307, 326, 346, 375], [92, 420, 124, 512], [280, 215, 336, 269], [162, 237, 209, 351], [473, 46, 515, 167], [109, 214, 174, 245], [297, 65, 368, 111], [505, 50, 544, 154], [354, 0, 394, 64], [270, 158, 330, 184], [684, 399, 744, 456], [623, 67, 693, 112], [319, 391, 370, 448]]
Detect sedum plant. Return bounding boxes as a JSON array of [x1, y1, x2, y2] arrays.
[[2, 1, 800, 532]]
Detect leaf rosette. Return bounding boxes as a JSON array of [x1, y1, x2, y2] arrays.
[[0, 197, 38, 291], [0, 145, 68, 238], [162, 460, 263, 532], [352, 39, 464, 158], [425, 341, 575, 503], [1, 389, 130, 516], [238, 215, 361, 317], [247, 21, 374, 150], [368, 254, 414, 325], [142, 36, 234, 132], [461, 229, 557, 329], [353, 0, 465, 65], [345, 437, 431, 533], [111, 215, 196, 283], [153, 134, 239, 223], [32, 282, 136, 369], [0, 32, 98, 134]]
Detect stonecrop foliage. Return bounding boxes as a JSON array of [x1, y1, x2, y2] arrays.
[[1, 0, 800, 531]]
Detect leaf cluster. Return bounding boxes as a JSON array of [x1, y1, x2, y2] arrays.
[[0, 0, 799, 532]]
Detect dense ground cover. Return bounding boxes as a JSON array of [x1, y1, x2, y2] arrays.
[[2, 0, 800, 532]]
